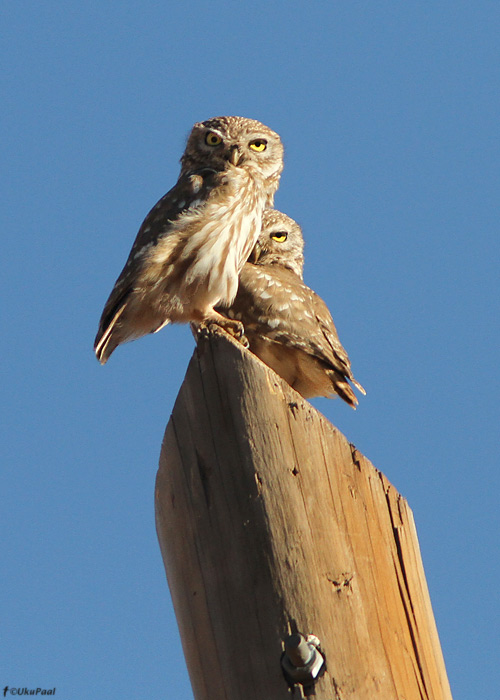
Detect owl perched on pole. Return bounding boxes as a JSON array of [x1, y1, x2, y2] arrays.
[[94, 116, 284, 364], [216, 210, 365, 408]]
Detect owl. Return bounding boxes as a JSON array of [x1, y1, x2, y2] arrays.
[[94, 116, 284, 364], [216, 210, 365, 408]]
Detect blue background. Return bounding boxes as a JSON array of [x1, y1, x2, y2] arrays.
[[2, 2, 498, 698]]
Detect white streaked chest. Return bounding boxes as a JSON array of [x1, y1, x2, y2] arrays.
[[181, 181, 265, 303], [145, 168, 268, 309]]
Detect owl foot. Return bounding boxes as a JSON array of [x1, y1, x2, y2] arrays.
[[191, 319, 249, 348], [211, 318, 250, 348], [213, 318, 249, 347]]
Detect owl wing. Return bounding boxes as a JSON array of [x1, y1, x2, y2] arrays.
[[309, 290, 366, 394], [233, 266, 348, 371], [267, 285, 355, 382], [94, 168, 219, 363], [221, 265, 365, 402]]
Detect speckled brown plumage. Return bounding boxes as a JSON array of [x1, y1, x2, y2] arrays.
[[94, 116, 284, 364], [217, 210, 365, 407]]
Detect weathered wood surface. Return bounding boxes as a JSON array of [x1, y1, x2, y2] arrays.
[[155, 330, 452, 700]]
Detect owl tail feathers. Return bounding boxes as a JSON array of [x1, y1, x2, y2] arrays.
[[351, 377, 366, 396], [328, 370, 366, 410], [94, 303, 128, 365], [334, 379, 358, 409]]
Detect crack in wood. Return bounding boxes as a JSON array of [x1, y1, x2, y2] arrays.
[[326, 572, 354, 595], [385, 489, 430, 700], [349, 443, 362, 471], [195, 448, 212, 509], [254, 471, 263, 494]]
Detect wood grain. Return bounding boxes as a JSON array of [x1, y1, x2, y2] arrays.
[[155, 329, 453, 700]]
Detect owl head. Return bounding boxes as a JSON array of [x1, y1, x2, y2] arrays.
[[181, 116, 284, 197], [248, 209, 304, 279]]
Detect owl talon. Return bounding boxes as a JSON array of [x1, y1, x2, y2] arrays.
[[215, 319, 249, 344], [209, 319, 243, 337], [221, 318, 243, 337], [239, 333, 250, 349], [194, 318, 249, 349], [191, 320, 248, 349], [190, 322, 209, 341]]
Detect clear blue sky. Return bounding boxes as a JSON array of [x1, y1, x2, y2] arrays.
[[2, 2, 498, 698]]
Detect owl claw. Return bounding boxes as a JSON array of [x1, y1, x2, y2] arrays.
[[192, 318, 249, 348], [238, 333, 250, 349], [212, 318, 250, 348]]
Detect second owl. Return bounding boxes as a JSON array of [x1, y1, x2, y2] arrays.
[[217, 210, 365, 407]]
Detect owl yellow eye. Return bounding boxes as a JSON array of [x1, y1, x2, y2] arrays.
[[205, 131, 222, 146], [249, 139, 267, 152], [271, 231, 288, 243]]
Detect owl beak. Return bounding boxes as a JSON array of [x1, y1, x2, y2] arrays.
[[228, 145, 243, 166], [248, 241, 262, 264]]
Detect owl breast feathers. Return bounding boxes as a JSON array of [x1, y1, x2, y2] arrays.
[[94, 116, 284, 364], [216, 210, 366, 408]]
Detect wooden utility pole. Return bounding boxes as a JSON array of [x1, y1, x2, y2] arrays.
[[155, 329, 453, 700]]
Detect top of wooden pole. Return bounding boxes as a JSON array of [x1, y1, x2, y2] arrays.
[[155, 329, 453, 700]]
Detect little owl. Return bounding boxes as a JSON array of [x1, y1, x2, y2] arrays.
[[216, 210, 365, 408], [94, 116, 284, 364]]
